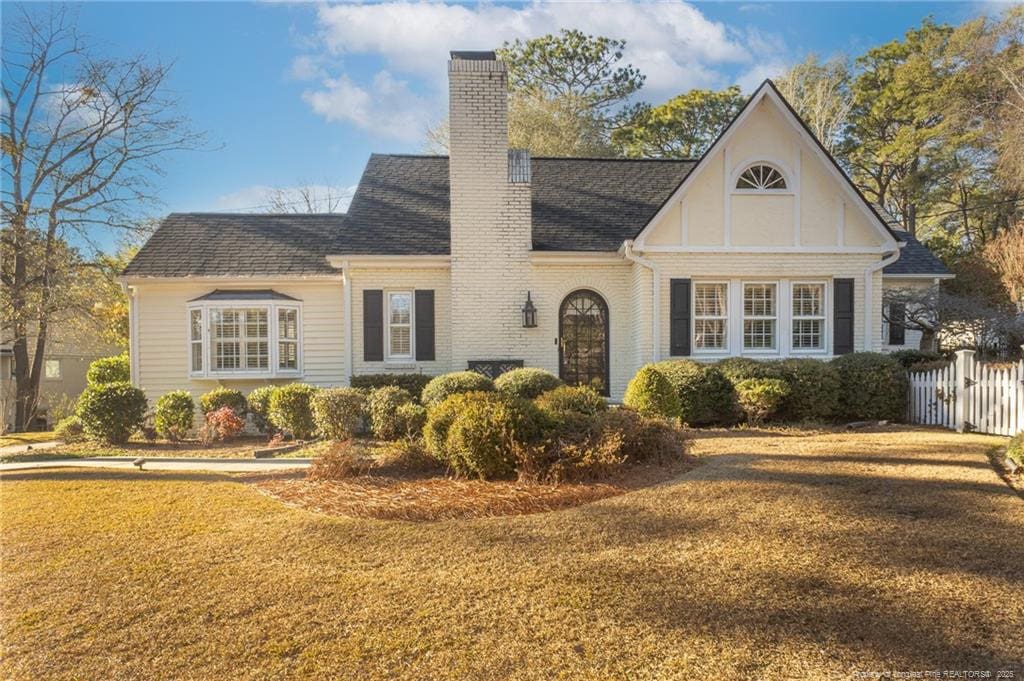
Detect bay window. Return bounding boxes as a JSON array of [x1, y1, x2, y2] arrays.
[[693, 283, 728, 351], [792, 283, 826, 351], [187, 295, 301, 377], [743, 283, 777, 351]]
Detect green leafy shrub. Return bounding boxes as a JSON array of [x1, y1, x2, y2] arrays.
[[54, 415, 85, 443], [76, 381, 147, 444], [367, 386, 413, 440], [1006, 433, 1023, 468], [350, 374, 433, 402], [423, 392, 483, 460], [311, 388, 366, 441], [716, 357, 786, 384], [535, 385, 608, 418], [308, 440, 372, 481], [494, 367, 563, 399], [889, 349, 944, 369], [421, 371, 494, 406], [86, 353, 130, 386], [908, 359, 951, 373], [653, 360, 736, 426], [199, 406, 245, 443], [624, 365, 681, 418], [443, 394, 547, 479], [395, 402, 428, 439], [734, 378, 790, 425], [376, 438, 440, 474], [154, 390, 195, 441], [777, 359, 841, 422], [200, 387, 247, 416], [269, 383, 320, 439], [247, 385, 278, 434], [831, 352, 908, 421]]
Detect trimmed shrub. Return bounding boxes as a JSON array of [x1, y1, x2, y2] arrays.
[[653, 360, 736, 426], [444, 394, 548, 479], [421, 371, 494, 406], [831, 352, 908, 421], [376, 438, 440, 474], [494, 367, 563, 399], [311, 388, 366, 441], [76, 381, 147, 444], [624, 365, 680, 418], [199, 406, 245, 443], [535, 385, 608, 418], [269, 383, 320, 439], [308, 440, 372, 480], [154, 390, 195, 441], [908, 359, 951, 373], [1007, 433, 1023, 468], [367, 386, 413, 440], [200, 387, 247, 416], [350, 373, 433, 402], [247, 385, 278, 434], [395, 402, 428, 439], [776, 359, 841, 422], [735, 378, 790, 425], [889, 349, 944, 369], [593, 408, 688, 464], [716, 357, 786, 385], [54, 415, 86, 443], [86, 353, 130, 386], [423, 391, 483, 460]]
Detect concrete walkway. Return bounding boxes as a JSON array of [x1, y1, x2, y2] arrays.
[[0, 456, 311, 473], [0, 440, 62, 457]]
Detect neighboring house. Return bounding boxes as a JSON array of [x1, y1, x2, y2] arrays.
[[121, 50, 951, 403]]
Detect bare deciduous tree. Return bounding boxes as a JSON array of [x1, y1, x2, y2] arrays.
[[983, 221, 1024, 309], [774, 54, 853, 154], [265, 184, 348, 214]]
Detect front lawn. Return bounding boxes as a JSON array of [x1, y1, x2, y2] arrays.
[[8, 436, 322, 462], [2, 427, 1021, 678], [0, 430, 56, 448]]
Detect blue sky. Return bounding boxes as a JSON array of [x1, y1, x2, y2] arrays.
[[2, 1, 1001, 250]]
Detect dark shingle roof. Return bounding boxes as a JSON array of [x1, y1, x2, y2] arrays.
[[873, 205, 951, 277]]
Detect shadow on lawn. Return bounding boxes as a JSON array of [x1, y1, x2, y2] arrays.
[[0, 469, 229, 484]]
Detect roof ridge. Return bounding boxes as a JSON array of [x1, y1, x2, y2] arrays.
[[531, 156, 698, 162], [169, 212, 347, 217]]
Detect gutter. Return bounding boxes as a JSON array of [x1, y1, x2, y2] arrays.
[[622, 240, 661, 362], [864, 250, 901, 351]]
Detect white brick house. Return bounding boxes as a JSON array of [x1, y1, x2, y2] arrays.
[[121, 51, 950, 402]]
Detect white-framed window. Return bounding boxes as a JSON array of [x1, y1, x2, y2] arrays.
[[792, 282, 826, 351], [44, 359, 61, 380], [186, 300, 301, 378], [387, 291, 413, 360], [735, 163, 788, 191], [693, 282, 728, 351], [743, 283, 777, 351]]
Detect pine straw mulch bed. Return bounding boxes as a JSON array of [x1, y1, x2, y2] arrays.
[[244, 458, 697, 521]]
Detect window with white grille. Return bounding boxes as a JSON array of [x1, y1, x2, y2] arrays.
[[743, 283, 777, 350], [792, 283, 826, 350], [387, 291, 413, 360], [693, 283, 728, 350], [736, 164, 787, 191], [187, 301, 300, 377]]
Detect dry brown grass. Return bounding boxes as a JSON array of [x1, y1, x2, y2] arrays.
[[0, 430, 56, 448], [2, 426, 1022, 679], [11, 436, 320, 461]]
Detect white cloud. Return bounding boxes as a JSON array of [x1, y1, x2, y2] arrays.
[[214, 183, 356, 213], [735, 58, 791, 93], [301, 70, 435, 142]]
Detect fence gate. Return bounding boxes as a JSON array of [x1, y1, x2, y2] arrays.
[[907, 348, 1024, 436]]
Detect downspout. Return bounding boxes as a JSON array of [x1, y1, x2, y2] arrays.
[[119, 280, 140, 387], [864, 250, 900, 352], [623, 240, 661, 362]]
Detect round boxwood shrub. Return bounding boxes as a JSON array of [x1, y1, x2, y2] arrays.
[[734, 378, 790, 425], [535, 385, 608, 418], [421, 371, 494, 406], [86, 353, 130, 386], [54, 415, 86, 443], [653, 360, 736, 426], [367, 386, 414, 440], [154, 390, 195, 441], [777, 359, 841, 422], [311, 387, 367, 441], [76, 381, 147, 444], [423, 392, 483, 460], [443, 394, 548, 479], [624, 365, 680, 418], [395, 402, 428, 439], [494, 367, 563, 400], [716, 357, 786, 385], [831, 352, 908, 421], [269, 383, 320, 439], [199, 387, 247, 416], [247, 385, 278, 434]]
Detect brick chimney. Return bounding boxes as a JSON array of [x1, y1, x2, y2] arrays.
[[447, 50, 532, 367]]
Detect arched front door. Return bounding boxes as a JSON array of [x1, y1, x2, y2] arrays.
[[558, 289, 610, 396]]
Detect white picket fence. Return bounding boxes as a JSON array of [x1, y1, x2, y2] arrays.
[[907, 348, 1024, 436]]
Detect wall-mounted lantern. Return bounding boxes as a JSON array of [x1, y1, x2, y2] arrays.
[[522, 291, 537, 328]]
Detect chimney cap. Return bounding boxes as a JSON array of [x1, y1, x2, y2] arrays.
[[450, 50, 496, 61]]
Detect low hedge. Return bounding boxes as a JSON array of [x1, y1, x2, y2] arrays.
[[831, 352, 908, 421], [716, 357, 786, 384], [777, 359, 841, 422], [535, 385, 607, 418], [652, 360, 736, 426], [623, 365, 680, 418], [154, 390, 195, 441], [421, 371, 494, 406], [350, 374, 433, 402], [199, 387, 247, 416], [311, 388, 366, 440], [494, 368, 563, 400], [247, 385, 278, 434], [889, 349, 944, 369], [735, 378, 789, 425], [86, 353, 131, 386], [367, 386, 414, 440], [76, 381, 147, 444], [269, 383, 320, 439]]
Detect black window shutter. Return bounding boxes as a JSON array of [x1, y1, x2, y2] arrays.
[[833, 278, 855, 355], [669, 279, 691, 356], [888, 302, 906, 346], [415, 290, 435, 361], [363, 290, 384, 361]]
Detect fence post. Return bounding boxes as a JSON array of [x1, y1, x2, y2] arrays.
[[954, 349, 975, 433]]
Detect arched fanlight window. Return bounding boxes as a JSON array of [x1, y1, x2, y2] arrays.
[[736, 164, 787, 191]]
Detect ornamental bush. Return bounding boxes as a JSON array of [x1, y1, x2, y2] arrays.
[[54, 415, 86, 443], [199, 406, 245, 443], [395, 402, 428, 439], [494, 367, 563, 400], [734, 378, 790, 425], [76, 381, 147, 444], [268, 383, 320, 439], [534, 385, 608, 418], [154, 390, 195, 441], [350, 374, 433, 402], [831, 352, 908, 421], [423, 392, 484, 460], [199, 387, 247, 416], [86, 353, 131, 386], [311, 388, 367, 441], [652, 360, 736, 426], [420, 371, 494, 406], [367, 386, 413, 440], [624, 365, 680, 418], [776, 359, 841, 422], [247, 385, 278, 434], [443, 394, 547, 479], [716, 357, 786, 385]]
